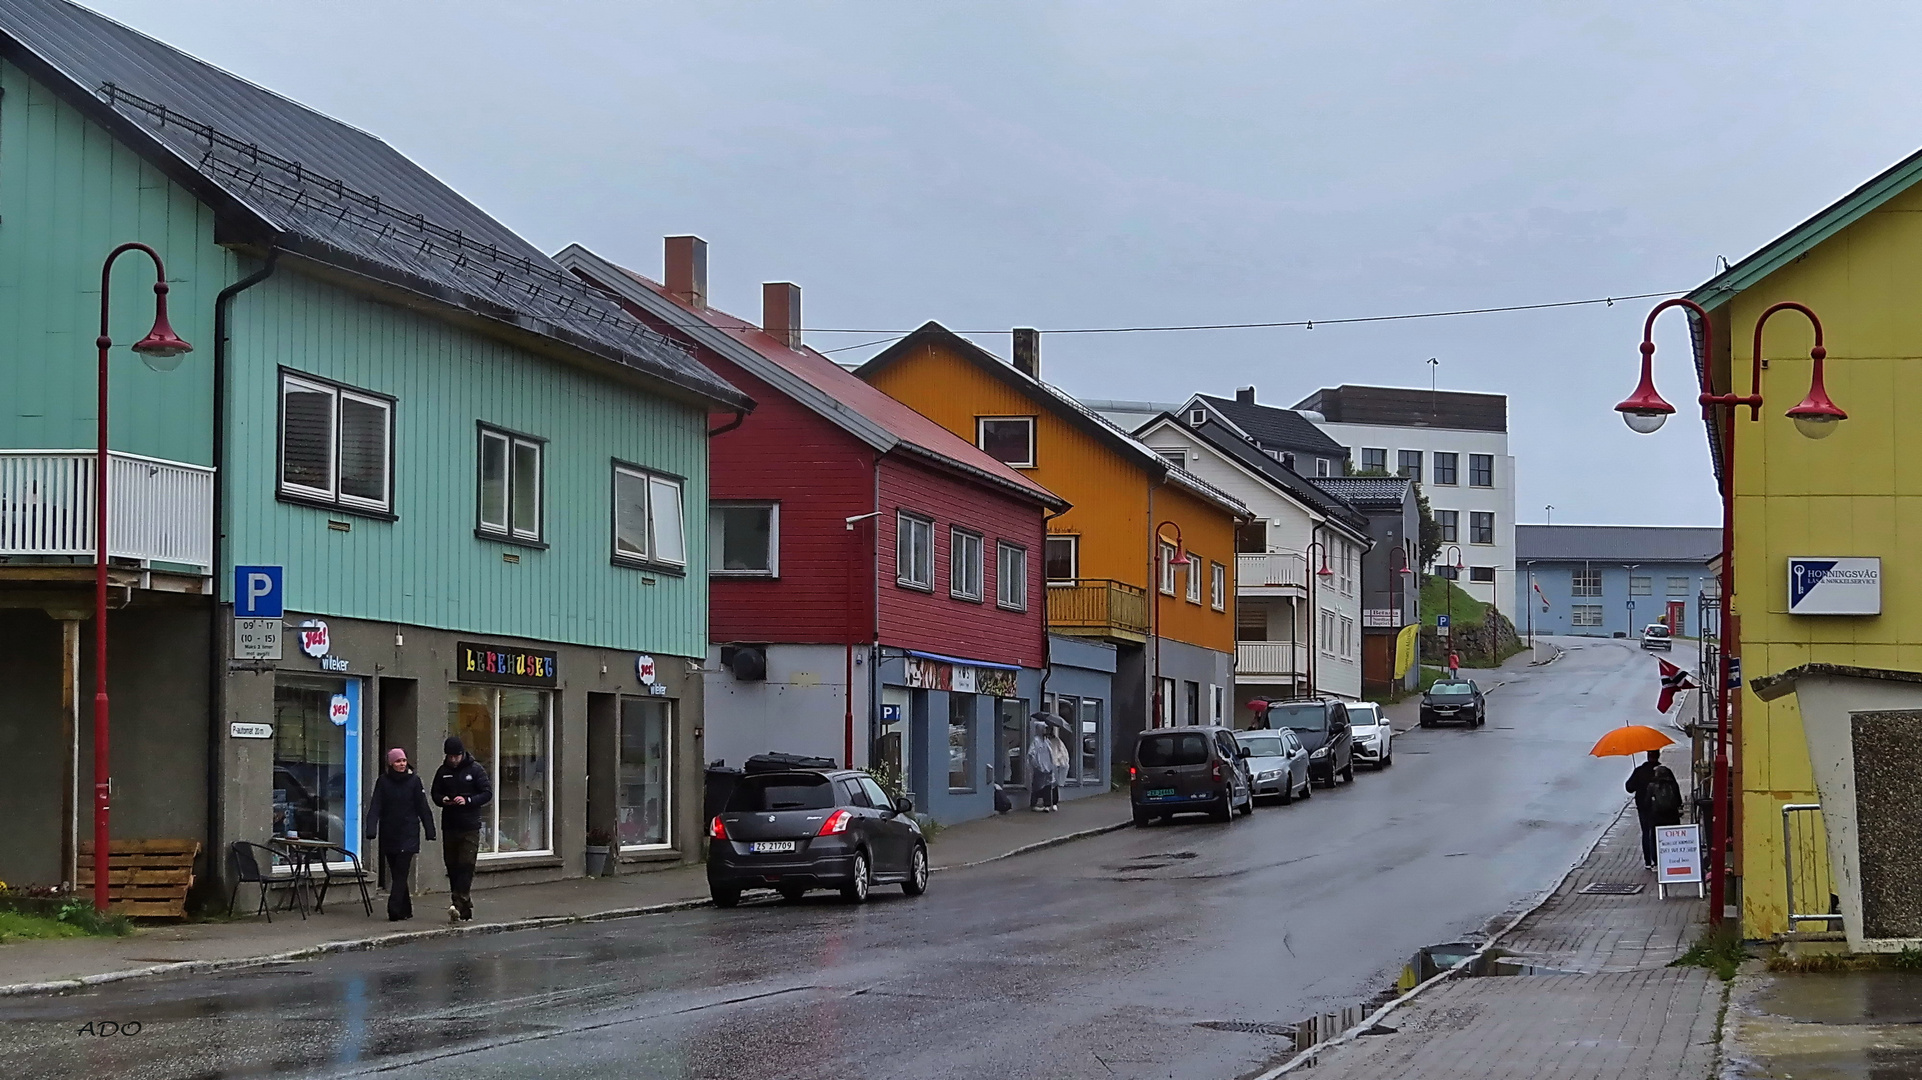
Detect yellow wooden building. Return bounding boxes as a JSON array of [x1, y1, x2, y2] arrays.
[[859, 324, 1248, 750], [1678, 149, 1922, 939]]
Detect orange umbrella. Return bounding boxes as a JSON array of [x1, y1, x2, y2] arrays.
[[1589, 725, 1674, 757]]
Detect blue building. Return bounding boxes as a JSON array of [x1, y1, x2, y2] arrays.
[[1515, 526, 1719, 638]]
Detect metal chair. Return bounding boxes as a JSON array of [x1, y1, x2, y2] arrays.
[[309, 844, 374, 916], [227, 841, 303, 921]]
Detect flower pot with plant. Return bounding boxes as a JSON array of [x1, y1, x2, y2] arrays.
[[585, 828, 614, 877]]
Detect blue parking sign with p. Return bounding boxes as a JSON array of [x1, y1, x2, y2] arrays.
[[235, 565, 284, 618]]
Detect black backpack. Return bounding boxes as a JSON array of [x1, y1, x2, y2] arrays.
[[1648, 765, 1683, 818]]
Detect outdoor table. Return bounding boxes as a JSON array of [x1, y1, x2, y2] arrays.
[[267, 836, 332, 916]]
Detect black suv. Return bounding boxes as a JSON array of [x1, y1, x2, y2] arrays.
[[707, 769, 927, 907], [1252, 698, 1355, 786], [1420, 679, 1486, 727]]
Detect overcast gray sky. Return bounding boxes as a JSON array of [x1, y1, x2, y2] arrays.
[[86, 1, 1922, 526]]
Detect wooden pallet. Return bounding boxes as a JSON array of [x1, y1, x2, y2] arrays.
[[76, 838, 200, 918]]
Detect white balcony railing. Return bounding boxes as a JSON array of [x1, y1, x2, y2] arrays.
[[1236, 641, 1311, 678], [0, 450, 214, 573], [1238, 551, 1307, 591]]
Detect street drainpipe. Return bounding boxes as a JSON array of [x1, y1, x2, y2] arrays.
[[206, 250, 279, 891]]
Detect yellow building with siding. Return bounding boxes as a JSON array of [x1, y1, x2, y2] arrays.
[[1681, 150, 1922, 938], [859, 324, 1248, 745]]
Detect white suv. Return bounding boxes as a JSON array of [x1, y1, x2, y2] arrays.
[[1348, 701, 1393, 769]]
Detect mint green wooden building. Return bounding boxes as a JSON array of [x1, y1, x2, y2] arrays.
[[0, 0, 750, 899]]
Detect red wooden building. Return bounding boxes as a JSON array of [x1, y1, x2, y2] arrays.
[[558, 240, 1072, 820]]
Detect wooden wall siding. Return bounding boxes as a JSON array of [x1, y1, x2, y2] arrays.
[[702, 354, 878, 645], [224, 268, 710, 655], [1149, 480, 1238, 654], [877, 456, 1047, 669], [862, 340, 1152, 593], [0, 61, 236, 465]]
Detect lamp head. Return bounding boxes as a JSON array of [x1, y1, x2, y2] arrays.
[[1786, 345, 1846, 440], [1169, 546, 1191, 568], [1616, 340, 1674, 434], [131, 284, 191, 370]]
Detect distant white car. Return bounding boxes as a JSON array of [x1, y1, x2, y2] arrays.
[[1347, 701, 1393, 768], [1641, 623, 1673, 651]]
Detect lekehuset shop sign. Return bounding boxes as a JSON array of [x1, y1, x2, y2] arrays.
[[457, 642, 559, 686]]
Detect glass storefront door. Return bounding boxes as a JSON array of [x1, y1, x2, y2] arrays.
[[272, 674, 362, 861], [448, 685, 553, 856], [618, 697, 671, 849]]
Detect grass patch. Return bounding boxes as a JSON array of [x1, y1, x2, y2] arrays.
[[0, 900, 132, 944], [1766, 947, 1922, 974], [1672, 924, 1747, 981], [1421, 576, 1490, 628]]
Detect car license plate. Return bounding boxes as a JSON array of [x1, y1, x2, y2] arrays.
[[749, 841, 797, 853], [1145, 787, 1175, 798]]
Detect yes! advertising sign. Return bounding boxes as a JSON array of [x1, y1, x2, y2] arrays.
[[1788, 557, 1882, 616]]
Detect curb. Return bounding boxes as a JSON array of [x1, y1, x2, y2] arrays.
[[1251, 801, 1633, 1078], [0, 817, 1132, 998]]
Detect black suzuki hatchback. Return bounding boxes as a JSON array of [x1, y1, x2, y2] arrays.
[[707, 770, 928, 907]]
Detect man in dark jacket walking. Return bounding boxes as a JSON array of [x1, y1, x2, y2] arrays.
[[1626, 749, 1684, 871], [432, 736, 491, 924], [366, 748, 436, 921]]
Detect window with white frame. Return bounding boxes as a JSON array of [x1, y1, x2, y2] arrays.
[[1188, 408, 1207, 425], [975, 417, 1036, 468], [1210, 561, 1226, 611], [1433, 452, 1459, 485], [1667, 576, 1691, 597], [897, 513, 934, 590], [1315, 457, 1331, 477], [1044, 535, 1078, 583], [478, 426, 543, 542], [708, 503, 778, 576], [612, 464, 686, 568], [1340, 544, 1356, 596], [1397, 450, 1422, 483], [1185, 551, 1202, 604], [1470, 566, 1495, 582], [1437, 509, 1459, 543], [1154, 448, 1187, 469], [1572, 605, 1604, 627], [997, 542, 1028, 610], [1159, 542, 1178, 595], [447, 686, 552, 856], [1572, 568, 1602, 597], [1340, 615, 1355, 658], [279, 371, 393, 514], [1359, 447, 1387, 473], [1630, 575, 1653, 596], [950, 528, 985, 601], [1320, 608, 1337, 655], [1469, 453, 1494, 487]]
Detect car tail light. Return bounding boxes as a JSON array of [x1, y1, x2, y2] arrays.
[[817, 809, 853, 836], [1129, 765, 1137, 780], [708, 815, 728, 840], [1211, 760, 1224, 782]]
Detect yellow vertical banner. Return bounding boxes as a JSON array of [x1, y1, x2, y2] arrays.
[[1394, 624, 1421, 679]]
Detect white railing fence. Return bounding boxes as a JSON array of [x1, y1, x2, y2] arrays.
[[1238, 551, 1307, 590], [1237, 641, 1310, 677], [0, 450, 214, 572]]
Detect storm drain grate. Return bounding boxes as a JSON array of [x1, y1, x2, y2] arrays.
[[1195, 1020, 1296, 1037], [1578, 882, 1646, 895]]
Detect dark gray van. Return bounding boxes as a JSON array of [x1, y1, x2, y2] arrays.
[[1129, 725, 1254, 826]]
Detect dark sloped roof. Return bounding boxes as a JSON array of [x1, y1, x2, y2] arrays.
[[1293, 385, 1507, 433], [1168, 416, 1369, 537], [1195, 394, 1347, 456], [857, 323, 1250, 519], [1309, 476, 1413, 512], [0, 0, 747, 410], [1515, 525, 1720, 563]]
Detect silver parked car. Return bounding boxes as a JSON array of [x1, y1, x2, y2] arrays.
[[1235, 728, 1311, 804]]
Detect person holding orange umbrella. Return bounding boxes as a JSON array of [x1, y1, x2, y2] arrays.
[[1590, 725, 1683, 871]]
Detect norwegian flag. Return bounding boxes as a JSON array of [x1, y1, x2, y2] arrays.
[[1657, 658, 1696, 713], [1532, 578, 1551, 611]]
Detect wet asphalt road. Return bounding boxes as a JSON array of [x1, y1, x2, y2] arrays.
[[0, 639, 1673, 1080]]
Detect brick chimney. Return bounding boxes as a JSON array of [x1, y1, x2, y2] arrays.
[[1236, 385, 1257, 405], [664, 235, 707, 309], [762, 283, 802, 349], [1012, 328, 1040, 379]]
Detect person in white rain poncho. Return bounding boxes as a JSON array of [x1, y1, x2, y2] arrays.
[[1044, 723, 1071, 811], [1027, 719, 1056, 812]]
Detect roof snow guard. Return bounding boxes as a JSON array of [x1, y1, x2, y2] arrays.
[[0, 0, 744, 409]]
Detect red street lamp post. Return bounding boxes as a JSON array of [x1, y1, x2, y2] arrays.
[[1152, 521, 1191, 726], [1618, 297, 1835, 927], [1304, 534, 1336, 697], [90, 243, 193, 910], [1440, 544, 1465, 671]]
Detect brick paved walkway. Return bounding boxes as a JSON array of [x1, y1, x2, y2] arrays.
[[1299, 788, 1721, 1080]]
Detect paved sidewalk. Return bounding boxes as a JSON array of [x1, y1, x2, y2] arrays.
[[1295, 798, 1721, 1080], [0, 790, 1128, 993]]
